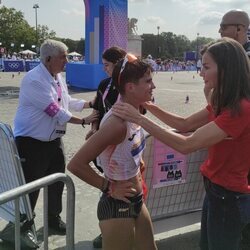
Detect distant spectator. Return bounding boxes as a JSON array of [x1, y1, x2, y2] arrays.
[[196, 58, 202, 73]]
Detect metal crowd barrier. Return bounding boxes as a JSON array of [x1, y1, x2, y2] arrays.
[[0, 123, 33, 223], [0, 123, 75, 249], [0, 122, 38, 248], [143, 135, 207, 221], [0, 173, 75, 250]]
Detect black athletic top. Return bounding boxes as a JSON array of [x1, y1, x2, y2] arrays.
[[92, 77, 119, 124]]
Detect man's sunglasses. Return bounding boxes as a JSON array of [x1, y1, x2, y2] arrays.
[[220, 24, 242, 31]]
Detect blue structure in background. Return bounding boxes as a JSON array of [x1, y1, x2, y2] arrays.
[[66, 63, 105, 90], [66, 0, 128, 90]]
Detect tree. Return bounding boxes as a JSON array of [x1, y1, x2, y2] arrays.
[[75, 38, 85, 55], [141, 33, 157, 58], [190, 36, 214, 51], [37, 24, 56, 45], [174, 35, 192, 59], [0, 6, 56, 53], [59, 38, 85, 55], [141, 31, 214, 60], [161, 32, 178, 58], [60, 38, 78, 53], [0, 6, 35, 52]]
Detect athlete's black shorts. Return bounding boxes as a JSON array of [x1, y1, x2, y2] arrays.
[[97, 192, 143, 221]]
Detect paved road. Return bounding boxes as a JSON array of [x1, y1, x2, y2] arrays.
[[0, 71, 205, 249]]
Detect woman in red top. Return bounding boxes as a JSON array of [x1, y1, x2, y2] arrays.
[[112, 37, 250, 250]]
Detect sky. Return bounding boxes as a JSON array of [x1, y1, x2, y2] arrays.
[[1, 0, 250, 41]]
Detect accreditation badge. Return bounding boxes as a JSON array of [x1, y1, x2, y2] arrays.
[[55, 122, 66, 135]]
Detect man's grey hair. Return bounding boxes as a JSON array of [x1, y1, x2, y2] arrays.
[[40, 39, 68, 64]]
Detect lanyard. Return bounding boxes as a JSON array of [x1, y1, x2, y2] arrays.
[[102, 78, 112, 111], [100, 78, 121, 113]]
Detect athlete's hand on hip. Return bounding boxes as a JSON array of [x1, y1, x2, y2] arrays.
[[109, 180, 137, 203]]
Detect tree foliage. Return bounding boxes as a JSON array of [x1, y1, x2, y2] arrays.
[[142, 32, 215, 60], [0, 6, 56, 53], [37, 24, 56, 44], [0, 6, 36, 52], [59, 38, 85, 55], [0, 6, 84, 55], [0, 6, 214, 59]]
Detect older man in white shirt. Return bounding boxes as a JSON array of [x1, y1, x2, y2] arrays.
[[14, 39, 97, 235]]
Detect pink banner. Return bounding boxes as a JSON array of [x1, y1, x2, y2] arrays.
[[152, 139, 188, 188]]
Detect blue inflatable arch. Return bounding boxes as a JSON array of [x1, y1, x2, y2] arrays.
[[66, 0, 128, 90]]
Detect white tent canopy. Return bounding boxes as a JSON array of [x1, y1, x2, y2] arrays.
[[19, 49, 37, 55], [68, 51, 82, 57]]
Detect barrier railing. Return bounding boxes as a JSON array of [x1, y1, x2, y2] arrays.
[[144, 135, 206, 221], [0, 173, 75, 250]]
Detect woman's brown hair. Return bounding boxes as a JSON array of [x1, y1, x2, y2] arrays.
[[201, 37, 250, 116], [112, 53, 152, 95]]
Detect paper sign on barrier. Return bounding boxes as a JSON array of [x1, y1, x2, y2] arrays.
[[152, 138, 188, 188]]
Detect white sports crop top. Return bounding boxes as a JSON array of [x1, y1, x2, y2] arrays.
[[97, 109, 145, 180]]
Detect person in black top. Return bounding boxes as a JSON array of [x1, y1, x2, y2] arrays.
[[85, 46, 126, 248], [92, 78, 119, 125], [85, 47, 126, 140]]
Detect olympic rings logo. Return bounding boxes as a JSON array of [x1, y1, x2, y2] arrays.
[[7, 62, 20, 69]]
